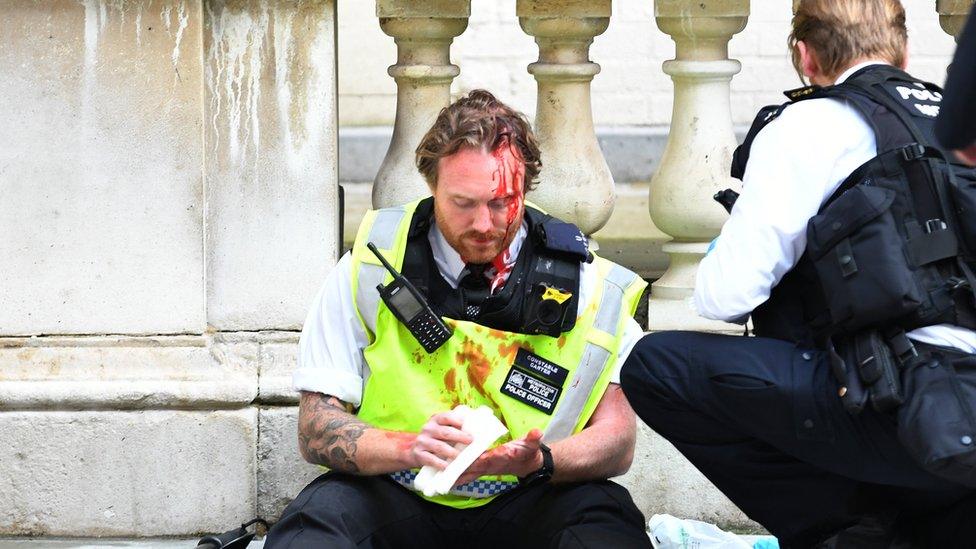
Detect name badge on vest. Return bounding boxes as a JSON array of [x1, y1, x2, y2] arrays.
[[500, 348, 569, 415]]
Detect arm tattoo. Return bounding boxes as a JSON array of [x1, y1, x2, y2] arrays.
[[298, 392, 368, 473]]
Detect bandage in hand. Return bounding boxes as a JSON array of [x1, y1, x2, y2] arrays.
[[413, 405, 508, 497]]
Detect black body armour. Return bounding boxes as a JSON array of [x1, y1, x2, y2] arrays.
[[399, 198, 591, 338], [727, 66, 976, 487], [731, 65, 976, 350]]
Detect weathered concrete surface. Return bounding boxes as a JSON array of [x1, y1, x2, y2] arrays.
[[0, 409, 257, 536], [0, 336, 258, 410], [256, 407, 321, 521], [0, 540, 266, 549], [204, 0, 339, 331], [617, 424, 756, 530], [0, 1, 206, 336], [251, 334, 300, 405]]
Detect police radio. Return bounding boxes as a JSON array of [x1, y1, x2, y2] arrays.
[[367, 242, 453, 353]]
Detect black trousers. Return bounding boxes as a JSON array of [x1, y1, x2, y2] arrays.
[[264, 473, 652, 549], [620, 331, 976, 548]]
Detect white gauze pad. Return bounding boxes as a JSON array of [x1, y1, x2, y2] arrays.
[[413, 405, 509, 497]]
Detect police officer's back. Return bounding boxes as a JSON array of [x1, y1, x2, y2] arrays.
[[621, 1, 976, 546]]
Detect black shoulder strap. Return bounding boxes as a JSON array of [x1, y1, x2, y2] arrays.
[[525, 207, 591, 264], [731, 84, 839, 180], [823, 65, 943, 149], [731, 104, 788, 179]]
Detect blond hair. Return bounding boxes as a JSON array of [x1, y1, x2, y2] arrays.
[[790, 0, 907, 82]]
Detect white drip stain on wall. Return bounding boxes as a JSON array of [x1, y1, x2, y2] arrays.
[[273, 4, 334, 178], [205, 3, 270, 165], [81, 1, 181, 71], [171, 2, 189, 69], [161, 1, 189, 75]]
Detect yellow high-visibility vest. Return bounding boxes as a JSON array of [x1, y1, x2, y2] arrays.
[[350, 198, 646, 508]]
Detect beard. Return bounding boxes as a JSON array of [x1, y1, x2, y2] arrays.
[[434, 206, 519, 265]]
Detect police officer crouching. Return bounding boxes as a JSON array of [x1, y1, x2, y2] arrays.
[[621, 1, 976, 547]]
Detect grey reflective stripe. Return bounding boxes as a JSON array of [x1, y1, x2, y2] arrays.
[[543, 343, 611, 443], [593, 264, 639, 336], [368, 207, 406, 250], [356, 263, 387, 334], [356, 207, 407, 334]]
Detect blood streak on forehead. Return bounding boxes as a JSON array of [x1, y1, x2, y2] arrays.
[[488, 138, 526, 292], [489, 138, 525, 228]]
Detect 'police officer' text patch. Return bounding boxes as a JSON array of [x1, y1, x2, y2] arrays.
[[500, 348, 569, 415]]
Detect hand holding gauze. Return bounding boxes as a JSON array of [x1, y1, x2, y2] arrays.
[[413, 405, 508, 497]]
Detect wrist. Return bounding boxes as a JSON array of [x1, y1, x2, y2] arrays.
[[388, 431, 419, 469], [521, 447, 545, 477], [518, 443, 554, 485]]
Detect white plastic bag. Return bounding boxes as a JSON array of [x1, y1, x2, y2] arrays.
[[649, 514, 776, 549]]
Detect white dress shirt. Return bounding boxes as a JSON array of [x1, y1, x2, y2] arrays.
[[294, 219, 643, 407], [694, 62, 976, 353]]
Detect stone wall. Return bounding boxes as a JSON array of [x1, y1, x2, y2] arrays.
[[0, 0, 336, 535]]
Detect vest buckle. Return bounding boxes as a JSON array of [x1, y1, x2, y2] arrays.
[[901, 143, 925, 161]]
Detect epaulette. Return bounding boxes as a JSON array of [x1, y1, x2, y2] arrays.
[[532, 215, 592, 264], [784, 85, 822, 101]]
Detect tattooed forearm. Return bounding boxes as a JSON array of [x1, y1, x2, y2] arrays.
[[298, 391, 368, 473]]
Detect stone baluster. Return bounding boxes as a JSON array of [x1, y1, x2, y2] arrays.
[[373, 0, 470, 208], [937, 0, 974, 41], [517, 0, 614, 237], [646, 0, 749, 332]]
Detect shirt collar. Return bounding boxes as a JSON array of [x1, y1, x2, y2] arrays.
[[834, 61, 890, 85], [427, 221, 527, 290]]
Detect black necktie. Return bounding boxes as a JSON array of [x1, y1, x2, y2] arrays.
[[459, 263, 490, 319]]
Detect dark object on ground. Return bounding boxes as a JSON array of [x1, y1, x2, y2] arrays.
[[197, 518, 268, 549]]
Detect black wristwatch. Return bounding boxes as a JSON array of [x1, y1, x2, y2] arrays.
[[518, 442, 554, 486]]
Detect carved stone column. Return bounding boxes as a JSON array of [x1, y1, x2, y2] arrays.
[[373, 0, 470, 208], [517, 0, 614, 236], [646, 0, 749, 332], [937, 0, 974, 40]]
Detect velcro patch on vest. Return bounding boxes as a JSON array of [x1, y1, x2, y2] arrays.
[[500, 348, 569, 415], [884, 81, 942, 118]]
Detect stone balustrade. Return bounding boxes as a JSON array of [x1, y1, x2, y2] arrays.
[[518, 0, 615, 236], [0, 0, 972, 538], [646, 0, 749, 332], [373, 0, 470, 207]]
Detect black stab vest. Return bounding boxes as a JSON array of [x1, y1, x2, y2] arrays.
[[399, 198, 586, 337], [731, 65, 976, 348]]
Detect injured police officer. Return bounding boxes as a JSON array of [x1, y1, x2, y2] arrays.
[[622, 0, 976, 547], [264, 90, 653, 548]]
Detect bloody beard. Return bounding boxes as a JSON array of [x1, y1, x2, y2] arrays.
[[434, 140, 526, 292]]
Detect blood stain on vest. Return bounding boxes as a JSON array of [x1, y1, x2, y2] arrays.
[[557, 335, 567, 349], [498, 341, 520, 362], [444, 369, 457, 392], [412, 350, 424, 364], [457, 340, 501, 409]]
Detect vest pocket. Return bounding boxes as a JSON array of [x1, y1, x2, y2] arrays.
[[948, 169, 976, 255], [806, 185, 921, 332]]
